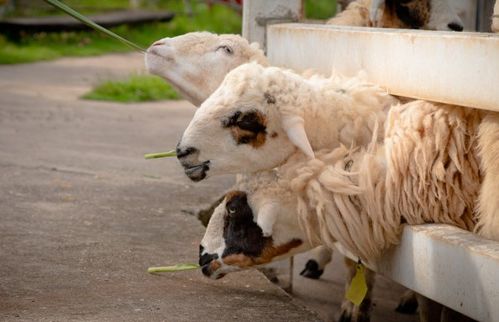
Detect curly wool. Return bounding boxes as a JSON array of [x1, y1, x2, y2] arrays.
[[384, 101, 481, 231], [267, 101, 483, 264]]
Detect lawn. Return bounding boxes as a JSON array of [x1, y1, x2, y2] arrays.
[[82, 74, 180, 103]]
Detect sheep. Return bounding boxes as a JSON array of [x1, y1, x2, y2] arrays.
[[329, 0, 465, 31], [176, 62, 395, 180], [145, 32, 267, 107], [198, 100, 484, 322]]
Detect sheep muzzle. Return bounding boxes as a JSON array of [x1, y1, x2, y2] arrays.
[[176, 145, 210, 181]]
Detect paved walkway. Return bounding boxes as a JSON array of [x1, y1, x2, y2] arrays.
[[0, 53, 417, 322]]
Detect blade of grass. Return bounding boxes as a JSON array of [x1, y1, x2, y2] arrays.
[[144, 150, 177, 159], [43, 0, 146, 52], [148, 263, 200, 273]]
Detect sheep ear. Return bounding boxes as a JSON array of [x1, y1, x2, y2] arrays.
[[256, 203, 278, 237], [282, 115, 315, 159], [370, 0, 384, 26]]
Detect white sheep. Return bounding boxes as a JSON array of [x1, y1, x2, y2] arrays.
[[176, 62, 395, 179], [145, 32, 268, 107], [198, 100, 484, 322]]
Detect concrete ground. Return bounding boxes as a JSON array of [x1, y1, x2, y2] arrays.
[[0, 53, 417, 322]]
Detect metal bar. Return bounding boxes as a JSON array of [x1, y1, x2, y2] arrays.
[[267, 24, 499, 112]]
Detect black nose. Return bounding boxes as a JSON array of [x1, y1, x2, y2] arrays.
[[199, 246, 219, 266], [448, 22, 463, 32], [176, 146, 198, 159]]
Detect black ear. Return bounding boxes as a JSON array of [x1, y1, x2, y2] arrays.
[[225, 191, 251, 219]]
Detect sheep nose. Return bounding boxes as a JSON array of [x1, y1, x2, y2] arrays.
[[199, 248, 219, 267], [448, 22, 463, 32], [151, 40, 165, 47], [176, 146, 198, 159]]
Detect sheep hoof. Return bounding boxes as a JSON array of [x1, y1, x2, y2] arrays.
[[338, 310, 353, 322], [395, 296, 418, 314], [299, 260, 324, 279]]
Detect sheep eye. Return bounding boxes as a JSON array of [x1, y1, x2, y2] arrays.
[[217, 45, 234, 55], [228, 207, 236, 214], [239, 137, 250, 144]]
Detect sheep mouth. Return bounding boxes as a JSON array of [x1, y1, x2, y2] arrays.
[[145, 46, 174, 62], [184, 161, 210, 182], [201, 263, 226, 280]]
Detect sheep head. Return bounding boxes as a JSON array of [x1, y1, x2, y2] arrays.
[[370, 0, 464, 31], [176, 62, 315, 182], [145, 32, 268, 107], [199, 188, 310, 279]]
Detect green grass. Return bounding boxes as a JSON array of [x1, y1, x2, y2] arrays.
[[82, 74, 180, 102], [305, 0, 337, 20]]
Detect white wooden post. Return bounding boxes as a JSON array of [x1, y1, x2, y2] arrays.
[[242, 0, 302, 51], [268, 24, 499, 112]]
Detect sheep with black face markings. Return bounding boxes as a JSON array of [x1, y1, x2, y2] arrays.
[[199, 100, 484, 322], [176, 62, 395, 181]]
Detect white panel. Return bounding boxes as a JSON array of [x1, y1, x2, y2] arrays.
[[377, 225, 499, 322], [267, 24, 499, 111]]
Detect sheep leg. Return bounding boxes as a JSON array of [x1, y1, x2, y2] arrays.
[[338, 257, 375, 322], [476, 112, 499, 240], [395, 289, 418, 314], [299, 245, 333, 279]]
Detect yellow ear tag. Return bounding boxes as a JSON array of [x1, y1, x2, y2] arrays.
[[345, 263, 368, 306]]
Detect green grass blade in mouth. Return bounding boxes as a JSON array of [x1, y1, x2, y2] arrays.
[[43, 0, 146, 52], [147, 263, 200, 273], [144, 150, 177, 159]]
